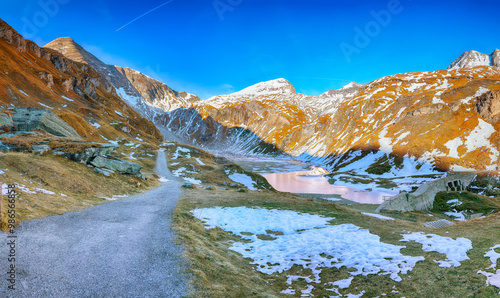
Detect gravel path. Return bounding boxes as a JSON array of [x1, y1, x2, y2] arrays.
[[0, 149, 189, 297]]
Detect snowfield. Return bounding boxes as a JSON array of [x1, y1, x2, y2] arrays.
[[192, 207, 426, 294]]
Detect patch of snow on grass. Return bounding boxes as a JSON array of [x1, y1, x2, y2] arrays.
[[465, 119, 496, 153], [478, 244, 500, 292], [0, 169, 4, 175], [444, 210, 467, 221], [477, 270, 500, 290], [183, 177, 202, 185], [445, 138, 463, 159], [400, 232, 472, 267], [62, 95, 74, 102], [195, 158, 205, 166], [158, 177, 170, 183], [228, 173, 257, 190], [378, 128, 393, 154], [34, 188, 56, 195], [485, 245, 500, 269], [192, 206, 424, 293], [38, 102, 53, 109], [90, 122, 101, 129], [461, 87, 489, 105], [361, 212, 395, 221], [173, 147, 191, 159]]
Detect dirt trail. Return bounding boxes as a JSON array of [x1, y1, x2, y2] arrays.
[[0, 149, 189, 297]]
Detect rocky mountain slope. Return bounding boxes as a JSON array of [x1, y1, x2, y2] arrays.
[[158, 67, 500, 174], [449, 49, 500, 69], [0, 18, 162, 143], [44, 38, 200, 114]]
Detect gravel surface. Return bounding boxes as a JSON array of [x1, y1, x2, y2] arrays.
[[0, 149, 189, 297]]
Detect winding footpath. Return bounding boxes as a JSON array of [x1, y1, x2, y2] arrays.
[[0, 149, 189, 297]]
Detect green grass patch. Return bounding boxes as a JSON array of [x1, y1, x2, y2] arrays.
[[433, 191, 500, 218]]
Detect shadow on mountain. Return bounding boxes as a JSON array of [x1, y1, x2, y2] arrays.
[[155, 107, 287, 157]]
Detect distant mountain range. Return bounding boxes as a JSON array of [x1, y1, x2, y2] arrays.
[[2, 15, 500, 174]]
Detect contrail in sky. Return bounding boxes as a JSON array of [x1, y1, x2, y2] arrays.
[[116, 0, 176, 32]]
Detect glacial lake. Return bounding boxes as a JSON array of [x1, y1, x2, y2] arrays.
[[223, 155, 399, 204]]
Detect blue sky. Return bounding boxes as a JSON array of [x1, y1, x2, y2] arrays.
[[1, 0, 499, 98]]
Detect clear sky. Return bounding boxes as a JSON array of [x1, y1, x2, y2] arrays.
[[1, 0, 499, 98]]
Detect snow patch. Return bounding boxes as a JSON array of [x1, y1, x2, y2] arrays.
[[192, 206, 424, 293], [228, 173, 257, 190], [361, 212, 395, 221], [400, 232, 472, 268]]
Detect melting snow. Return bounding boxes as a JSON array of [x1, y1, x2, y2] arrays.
[[195, 158, 205, 166], [158, 177, 170, 183], [192, 206, 424, 294], [228, 173, 257, 190], [172, 147, 191, 159], [445, 138, 463, 159], [478, 244, 500, 291], [62, 95, 74, 102], [361, 212, 395, 221], [400, 232, 472, 268]]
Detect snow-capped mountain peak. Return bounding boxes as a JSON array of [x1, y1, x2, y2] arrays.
[[448, 49, 500, 69], [231, 78, 296, 97]]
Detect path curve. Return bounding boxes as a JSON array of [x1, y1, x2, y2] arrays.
[[0, 149, 189, 297]]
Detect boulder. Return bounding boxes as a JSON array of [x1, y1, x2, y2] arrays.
[[0, 111, 14, 132], [476, 90, 500, 122], [52, 143, 118, 164], [12, 107, 82, 139], [90, 156, 142, 175], [182, 182, 194, 189], [32, 145, 51, 155]]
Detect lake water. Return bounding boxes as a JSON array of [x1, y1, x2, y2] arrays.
[[223, 155, 398, 204]]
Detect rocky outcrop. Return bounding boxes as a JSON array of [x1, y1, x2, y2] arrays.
[[90, 156, 142, 175], [12, 107, 82, 139], [53, 144, 118, 164], [476, 90, 500, 122], [0, 111, 14, 132]]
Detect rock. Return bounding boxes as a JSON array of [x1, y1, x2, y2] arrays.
[[90, 156, 142, 175], [182, 182, 194, 189], [205, 185, 214, 190], [237, 188, 247, 193], [94, 167, 114, 177], [476, 90, 500, 122], [32, 145, 51, 155], [229, 183, 238, 188], [410, 104, 445, 116], [135, 173, 147, 180], [53, 143, 118, 164], [12, 107, 82, 139], [0, 111, 14, 132]]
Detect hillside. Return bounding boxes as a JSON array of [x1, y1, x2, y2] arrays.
[[0, 19, 162, 144]]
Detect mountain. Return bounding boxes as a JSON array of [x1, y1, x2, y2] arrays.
[[159, 67, 500, 174], [0, 18, 162, 143], [44, 38, 200, 113], [448, 49, 500, 69]]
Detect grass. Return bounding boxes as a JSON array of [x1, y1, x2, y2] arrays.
[[166, 145, 500, 297], [433, 191, 500, 218], [0, 152, 159, 230]]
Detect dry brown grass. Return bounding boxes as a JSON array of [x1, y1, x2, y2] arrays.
[[0, 152, 159, 230]]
